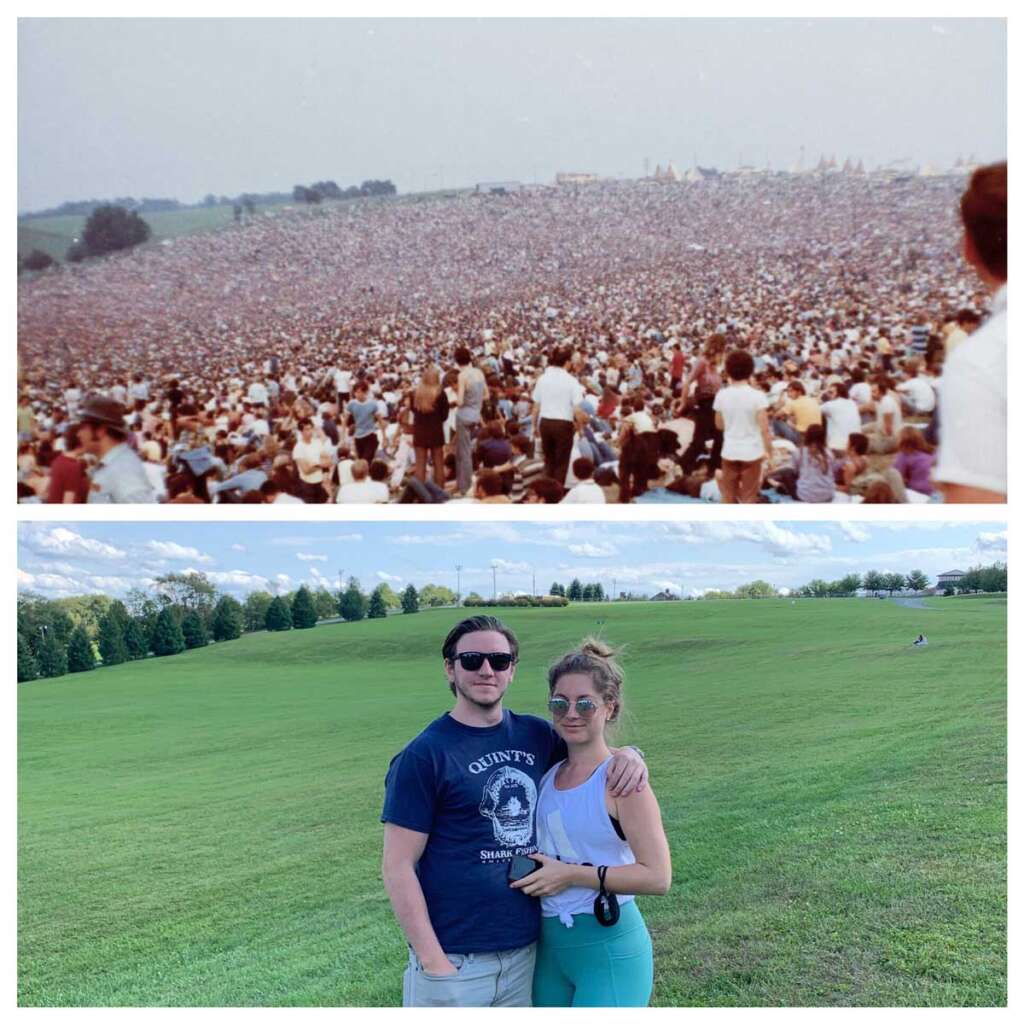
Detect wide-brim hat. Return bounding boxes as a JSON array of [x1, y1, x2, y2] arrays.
[[77, 393, 127, 430]]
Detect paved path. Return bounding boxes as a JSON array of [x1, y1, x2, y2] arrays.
[[889, 597, 938, 610]]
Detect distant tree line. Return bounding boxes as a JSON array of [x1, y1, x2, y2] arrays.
[[19, 196, 183, 220], [463, 595, 569, 608], [292, 179, 397, 204], [17, 573, 458, 683], [549, 580, 607, 602]]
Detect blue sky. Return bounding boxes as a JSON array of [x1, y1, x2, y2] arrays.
[[18, 521, 1008, 601]]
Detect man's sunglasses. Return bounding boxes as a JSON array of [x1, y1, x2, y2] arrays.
[[451, 651, 516, 672], [547, 697, 602, 718]]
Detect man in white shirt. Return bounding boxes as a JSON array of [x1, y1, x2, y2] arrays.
[[561, 457, 606, 504], [895, 359, 936, 415], [292, 417, 330, 503], [713, 349, 771, 504], [936, 161, 1006, 503], [337, 458, 390, 503], [820, 383, 863, 456], [531, 346, 585, 485], [864, 375, 903, 454]]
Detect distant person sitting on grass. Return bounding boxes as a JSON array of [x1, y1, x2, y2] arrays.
[[381, 616, 648, 1007], [913, 634, 928, 646]]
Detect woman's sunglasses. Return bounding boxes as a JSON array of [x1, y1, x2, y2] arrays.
[[452, 651, 516, 672], [547, 697, 602, 718]]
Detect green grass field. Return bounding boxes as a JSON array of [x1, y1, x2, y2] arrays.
[[18, 597, 1006, 1007]]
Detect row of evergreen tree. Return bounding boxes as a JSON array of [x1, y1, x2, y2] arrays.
[[549, 580, 607, 602]]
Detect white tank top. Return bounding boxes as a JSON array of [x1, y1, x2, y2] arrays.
[[535, 756, 636, 926]]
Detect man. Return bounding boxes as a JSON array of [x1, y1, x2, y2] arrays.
[[381, 616, 647, 1007], [346, 382, 384, 463], [561, 456, 605, 503], [76, 394, 156, 503], [291, 417, 331, 503], [936, 161, 1006, 503], [531, 347, 585, 485]]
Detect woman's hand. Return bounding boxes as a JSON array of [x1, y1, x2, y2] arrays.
[[509, 854, 583, 898]]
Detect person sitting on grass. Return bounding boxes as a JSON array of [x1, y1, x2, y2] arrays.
[[793, 423, 836, 503], [892, 427, 936, 499], [561, 457, 606, 504]]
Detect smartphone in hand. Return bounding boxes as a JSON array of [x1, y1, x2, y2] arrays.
[[507, 855, 541, 883]]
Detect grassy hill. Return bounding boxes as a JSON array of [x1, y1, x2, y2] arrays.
[[18, 598, 1006, 1006]]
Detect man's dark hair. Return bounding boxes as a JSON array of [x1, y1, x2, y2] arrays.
[[442, 616, 520, 694], [960, 161, 1007, 282], [572, 456, 595, 480], [724, 349, 754, 382], [454, 346, 472, 367], [369, 459, 389, 482], [297, 417, 313, 430], [548, 346, 570, 368], [528, 476, 567, 503], [476, 468, 505, 497], [847, 432, 869, 456], [956, 308, 982, 327]]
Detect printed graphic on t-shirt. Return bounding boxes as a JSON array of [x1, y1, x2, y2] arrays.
[[478, 766, 537, 851]]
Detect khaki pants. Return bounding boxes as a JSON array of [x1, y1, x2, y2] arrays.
[[403, 944, 536, 1007], [720, 457, 763, 504]]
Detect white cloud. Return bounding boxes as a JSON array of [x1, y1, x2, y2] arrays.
[[147, 540, 213, 564], [568, 542, 619, 558], [276, 573, 293, 585], [974, 530, 1007, 558], [231, 544, 247, 553], [490, 558, 531, 574], [660, 522, 831, 558], [297, 553, 328, 562], [651, 580, 683, 595], [23, 525, 126, 560], [838, 522, 870, 543], [204, 569, 270, 590], [377, 571, 403, 583]]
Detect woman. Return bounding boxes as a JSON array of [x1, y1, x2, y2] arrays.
[[892, 427, 935, 498], [794, 423, 836, 503], [679, 333, 726, 474], [453, 347, 488, 496], [510, 640, 671, 1007], [409, 367, 449, 485]]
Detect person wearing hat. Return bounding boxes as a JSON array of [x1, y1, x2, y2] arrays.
[[77, 394, 156, 503]]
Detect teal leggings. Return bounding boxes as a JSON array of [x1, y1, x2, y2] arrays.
[[532, 900, 654, 1007]]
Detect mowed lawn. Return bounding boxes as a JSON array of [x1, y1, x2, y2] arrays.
[[18, 598, 1006, 1007]]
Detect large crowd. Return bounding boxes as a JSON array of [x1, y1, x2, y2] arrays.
[[17, 169, 1005, 504]]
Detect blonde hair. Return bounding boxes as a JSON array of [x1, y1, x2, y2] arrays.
[[413, 367, 442, 414], [547, 637, 625, 724]]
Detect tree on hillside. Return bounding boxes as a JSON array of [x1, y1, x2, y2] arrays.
[[244, 591, 274, 632], [211, 595, 244, 641], [735, 580, 777, 599], [82, 204, 151, 257], [67, 626, 96, 673], [291, 586, 318, 629], [567, 579, 584, 602], [18, 633, 39, 683], [97, 608, 128, 666], [375, 582, 401, 609], [154, 572, 218, 619], [124, 617, 150, 660], [151, 608, 185, 657], [265, 596, 293, 632], [23, 248, 55, 272], [882, 572, 905, 596], [464, 591, 483, 605], [401, 584, 419, 614], [36, 630, 68, 678], [549, 582, 565, 598], [418, 584, 456, 608], [862, 571, 885, 596], [124, 587, 160, 645], [181, 610, 209, 650], [312, 588, 339, 620], [834, 573, 862, 597], [368, 586, 388, 619], [339, 579, 367, 622], [906, 569, 929, 592]]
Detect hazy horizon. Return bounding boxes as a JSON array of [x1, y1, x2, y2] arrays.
[[18, 17, 1006, 213]]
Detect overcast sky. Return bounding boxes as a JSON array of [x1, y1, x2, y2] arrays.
[[18, 520, 1008, 601], [18, 17, 1006, 212]]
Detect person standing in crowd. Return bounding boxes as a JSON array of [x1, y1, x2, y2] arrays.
[[678, 333, 725, 474], [936, 161, 1007, 502], [409, 366, 449, 486], [291, 417, 330, 503], [453, 346, 487, 496], [77, 394, 155, 503], [532, 346, 585, 486], [45, 425, 89, 504], [713, 349, 771, 504], [347, 381, 384, 464]]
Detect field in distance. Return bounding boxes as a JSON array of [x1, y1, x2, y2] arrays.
[[18, 597, 1006, 1007]]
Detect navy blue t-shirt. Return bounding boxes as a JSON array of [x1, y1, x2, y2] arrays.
[[381, 710, 567, 953]]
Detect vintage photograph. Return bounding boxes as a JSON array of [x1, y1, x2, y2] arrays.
[[17, 520, 1007, 1006], [16, 18, 1007, 506]]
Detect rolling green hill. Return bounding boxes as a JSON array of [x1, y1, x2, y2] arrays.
[[18, 598, 1006, 1006]]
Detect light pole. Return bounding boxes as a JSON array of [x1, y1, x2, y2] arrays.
[[455, 564, 463, 605]]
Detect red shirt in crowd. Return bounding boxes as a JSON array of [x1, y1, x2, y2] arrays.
[[46, 453, 89, 504]]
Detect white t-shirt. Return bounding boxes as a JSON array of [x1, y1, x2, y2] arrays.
[[934, 286, 1006, 495], [849, 381, 872, 408], [820, 397, 862, 452], [532, 368, 585, 421], [293, 438, 327, 484], [337, 480, 389, 504], [713, 385, 769, 462], [896, 377, 936, 414], [561, 480, 606, 504], [875, 392, 904, 438]]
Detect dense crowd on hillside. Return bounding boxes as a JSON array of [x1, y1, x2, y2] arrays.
[[17, 169, 1005, 504]]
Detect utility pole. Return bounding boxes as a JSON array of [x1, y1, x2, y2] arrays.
[[455, 564, 463, 605], [492, 565, 498, 601], [612, 578, 617, 602], [532, 569, 536, 598]]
